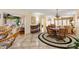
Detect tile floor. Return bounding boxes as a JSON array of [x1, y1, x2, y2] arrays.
[[9, 27, 79, 49], [10, 32, 57, 49]]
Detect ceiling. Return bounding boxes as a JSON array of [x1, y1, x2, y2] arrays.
[[0, 9, 77, 16], [27, 9, 77, 16]]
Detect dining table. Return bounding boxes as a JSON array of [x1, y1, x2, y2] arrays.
[[49, 27, 66, 41], [50, 27, 60, 36]]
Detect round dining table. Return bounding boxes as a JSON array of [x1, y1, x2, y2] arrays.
[[50, 27, 66, 39], [50, 27, 60, 36]]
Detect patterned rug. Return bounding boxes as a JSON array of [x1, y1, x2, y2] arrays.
[[38, 33, 79, 49]]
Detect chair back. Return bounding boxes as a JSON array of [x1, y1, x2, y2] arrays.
[[59, 28, 66, 37], [0, 31, 19, 42]]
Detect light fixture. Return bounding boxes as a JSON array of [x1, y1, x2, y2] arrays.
[[55, 9, 61, 20], [32, 12, 44, 16]]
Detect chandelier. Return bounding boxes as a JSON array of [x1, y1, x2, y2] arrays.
[[55, 9, 61, 19]]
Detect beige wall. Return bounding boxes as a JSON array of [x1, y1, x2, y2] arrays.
[[0, 13, 4, 26], [31, 15, 40, 25], [31, 16, 36, 25]]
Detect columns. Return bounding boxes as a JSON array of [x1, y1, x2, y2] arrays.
[[39, 16, 47, 32], [24, 14, 31, 35], [39, 16, 42, 32], [43, 16, 47, 32]]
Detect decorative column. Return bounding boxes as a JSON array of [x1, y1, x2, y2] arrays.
[[39, 16, 42, 32], [43, 16, 47, 32], [24, 14, 31, 35]]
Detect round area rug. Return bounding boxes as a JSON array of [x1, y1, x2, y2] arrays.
[[38, 33, 78, 49]]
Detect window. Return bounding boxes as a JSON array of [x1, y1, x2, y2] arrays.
[[59, 20, 62, 26], [51, 18, 54, 24], [63, 20, 67, 26], [55, 20, 58, 26]]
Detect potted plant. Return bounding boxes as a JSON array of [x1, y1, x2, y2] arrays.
[[73, 38, 79, 49]]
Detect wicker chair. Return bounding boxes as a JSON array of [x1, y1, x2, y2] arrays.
[[46, 27, 53, 36], [64, 26, 72, 34], [0, 31, 19, 49], [58, 28, 66, 41], [46, 24, 56, 36]]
